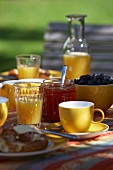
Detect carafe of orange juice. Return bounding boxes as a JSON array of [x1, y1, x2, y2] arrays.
[[63, 14, 90, 79]]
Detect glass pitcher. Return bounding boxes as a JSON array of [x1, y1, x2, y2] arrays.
[[63, 14, 90, 79]]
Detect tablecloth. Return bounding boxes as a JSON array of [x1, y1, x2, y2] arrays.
[[1, 108, 113, 170]]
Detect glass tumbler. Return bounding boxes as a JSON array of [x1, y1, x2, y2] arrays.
[[14, 82, 43, 127], [16, 54, 41, 79]]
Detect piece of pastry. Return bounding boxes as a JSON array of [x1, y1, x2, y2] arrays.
[[0, 125, 48, 152]]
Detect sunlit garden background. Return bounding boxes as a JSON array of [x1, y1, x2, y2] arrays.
[[0, 0, 113, 72]]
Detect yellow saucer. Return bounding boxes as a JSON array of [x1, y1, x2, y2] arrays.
[[88, 122, 109, 132], [45, 122, 109, 140]]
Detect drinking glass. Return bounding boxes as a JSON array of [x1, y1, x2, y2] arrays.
[[63, 14, 90, 79], [16, 54, 41, 79], [42, 78, 76, 123], [14, 82, 43, 127]]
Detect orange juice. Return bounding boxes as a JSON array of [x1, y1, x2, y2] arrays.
[[18, 66, 39, 79], [14, 82, 43, 125], [16, 100, 43, 125], [16, 54, 40, 79], [63, 52, 90, 79]]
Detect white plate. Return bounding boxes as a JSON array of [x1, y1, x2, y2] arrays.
[[0, 137, 68, 158], [18, 78, 44, 83], [1, 78, 44, 85]]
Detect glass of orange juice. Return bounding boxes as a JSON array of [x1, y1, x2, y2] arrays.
[[16, 54, 41, 79], [13, 82, 43, 127], [0, 79, 43, 112]]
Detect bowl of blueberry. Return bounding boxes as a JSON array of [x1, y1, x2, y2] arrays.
[[74, 73, 113, 112]]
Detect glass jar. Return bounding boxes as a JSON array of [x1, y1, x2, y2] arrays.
[[42, 78, 76, 123], [63, 14, 90, 79]]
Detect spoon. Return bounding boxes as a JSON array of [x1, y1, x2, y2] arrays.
[[45, 123, 63, 132], [42, 129, 79, 140], [60, 65, 67, 86]]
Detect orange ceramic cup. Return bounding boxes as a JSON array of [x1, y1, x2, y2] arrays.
[[0, 80, 17, 111]]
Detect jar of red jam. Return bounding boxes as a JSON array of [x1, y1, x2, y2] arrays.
[[42, 78, 76, 123]]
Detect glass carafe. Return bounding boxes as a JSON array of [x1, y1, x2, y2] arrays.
[[63, 14, 90, 79]]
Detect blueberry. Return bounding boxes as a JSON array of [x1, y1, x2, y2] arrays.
[[87, 80, 93, 85], [78, 79, 85, 85], [74, 73, 113, 85], [97, 79, 102, 85]]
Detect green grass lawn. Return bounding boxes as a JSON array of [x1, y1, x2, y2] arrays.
[[0, 0, 113, 72]]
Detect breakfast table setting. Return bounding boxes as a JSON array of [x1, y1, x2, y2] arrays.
[[1, 13, 113, 170], [0, 66, 113, 170]]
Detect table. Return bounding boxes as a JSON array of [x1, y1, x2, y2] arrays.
[[0, 69, 113, 169], [0, 108, 113, 170]]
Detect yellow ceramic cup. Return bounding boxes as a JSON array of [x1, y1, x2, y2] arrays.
[[0, 97, 8, 126], [59, 101, 104, 133]]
